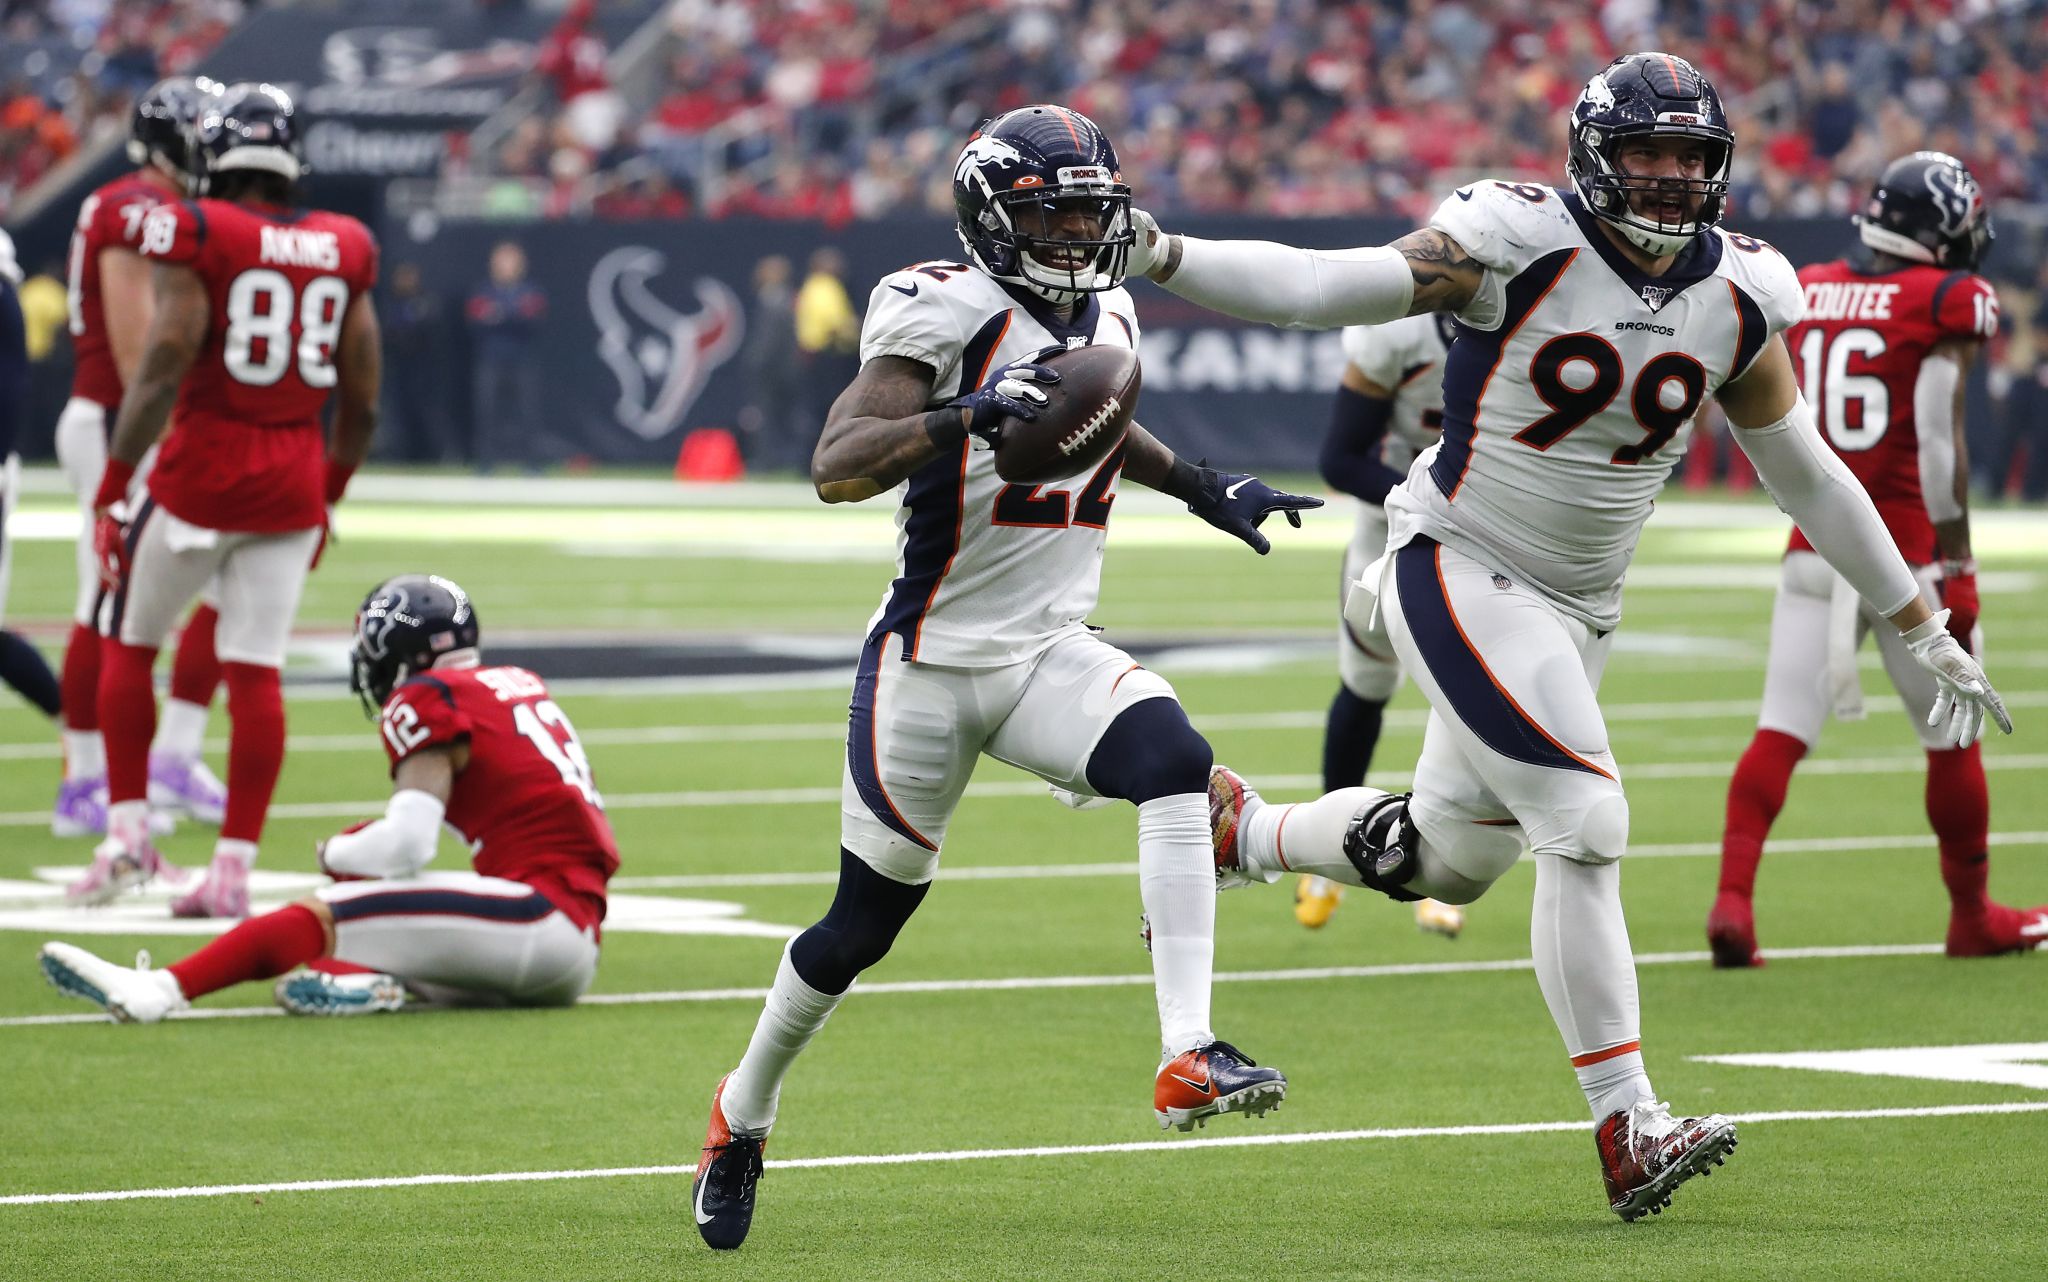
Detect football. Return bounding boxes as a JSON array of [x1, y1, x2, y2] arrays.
[[993, 344, 1141, 484]]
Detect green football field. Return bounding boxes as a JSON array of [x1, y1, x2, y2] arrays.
[[1, 478, 2045, 1281]]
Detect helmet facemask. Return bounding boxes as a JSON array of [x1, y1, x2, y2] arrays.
[[962, 170, 1133, 305], [1571, 124, 1731, 258]]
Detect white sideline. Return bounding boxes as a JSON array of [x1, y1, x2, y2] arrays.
[[4, 1099, 2044, 1207], [0, 943, 1946, 1029], [7, 753, 2048, 828]]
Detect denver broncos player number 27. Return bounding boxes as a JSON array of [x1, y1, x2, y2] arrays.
[[1131, 54, 2010, 1221], [692, 105, 1321, 1252]]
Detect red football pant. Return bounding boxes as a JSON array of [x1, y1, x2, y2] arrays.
[[1717, 729, 1807, 899], [97, 640, 159, 806], [222, 662, 286, 844], [169, 603, 223, 707], [168, 903, 327, 999]]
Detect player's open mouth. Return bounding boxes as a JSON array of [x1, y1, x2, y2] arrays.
[[1035, 245, 1094, 271]]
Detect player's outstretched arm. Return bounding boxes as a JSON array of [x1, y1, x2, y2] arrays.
[[1127, 211, 1481, 328], [810, 353, 1057, 503], [319, 743, 465, 880], [1124, 422, 1324, 555], [1721, 335, 2010, 745]]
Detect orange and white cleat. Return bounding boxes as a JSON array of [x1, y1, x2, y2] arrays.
[[693, 1072, 767, 1250], [1154, 1039, 1287, 1132], [1413, 897, 1465, 938], [1293, 875, 1343, 928], [1596, 1099, 1737, 1222]]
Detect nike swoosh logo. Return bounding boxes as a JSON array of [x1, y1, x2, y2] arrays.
[[1168, 1072, 1214, 1095], [694, 1175, 716, 1225], [1224, 478, 1252, 499], [889, 282, 919, 297], [2021, 917, 2048, 939], [1455, 189, 1474, 201]]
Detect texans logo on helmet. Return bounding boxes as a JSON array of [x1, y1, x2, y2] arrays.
[[587, 246, 744, 442], [1922, 162, 1982, 238]]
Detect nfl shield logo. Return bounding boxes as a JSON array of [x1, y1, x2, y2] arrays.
[[1640, 284, 1672, 310]]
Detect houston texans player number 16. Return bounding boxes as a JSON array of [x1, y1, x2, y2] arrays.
[[1131, 53, 2009, 1221], [692, 104, 1322, 1252]]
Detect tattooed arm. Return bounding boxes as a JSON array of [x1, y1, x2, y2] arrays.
[[809, 355, 968, 503], [1127, 212, 1480, 328]]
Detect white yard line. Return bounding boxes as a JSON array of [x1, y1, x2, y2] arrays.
[[3, 1099, 2043, 1207], [0, 943, 1946, 1029]]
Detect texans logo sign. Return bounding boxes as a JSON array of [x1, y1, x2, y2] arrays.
[[588, 247, 744, 442]]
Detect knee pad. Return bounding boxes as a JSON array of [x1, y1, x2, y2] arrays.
[[1573, 793, 1631, 866], [1084, 697, 1212, 804]]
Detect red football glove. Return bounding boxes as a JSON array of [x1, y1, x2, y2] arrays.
[[317, 820, 377, 881], [1940, 559, 1979, 651], [93, 509, 128, 589]]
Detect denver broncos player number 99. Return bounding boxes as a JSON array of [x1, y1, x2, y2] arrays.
[[691, 105, 1322, 1252], [1133, 52, 2011, 1222]]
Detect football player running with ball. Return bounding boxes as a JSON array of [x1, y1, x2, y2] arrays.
[[693, 105, 1320, 1251], [1131, 54, 2009, 1221], [40, 575, 619, 1020], [1708, 152, 2043, 964]]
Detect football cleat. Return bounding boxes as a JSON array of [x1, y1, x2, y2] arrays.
[[693, 1072, 767, 1250], [1154, 1039, 1287, 1132], [1414, 897, 1466, 939], [1596, 1099, 1737, 1222], [51, 776, 108, 839], [38, 942, 187, 1024], [1207, 765, 1267, 890], [148, 754, 228, 825], [1705, 891, 1765, 968], [1293, 875, 1343, 929], [274, 970, 409, 1016], [66, 833, 181, 905], [1340, 792, 1424, 903], [1945, 901, 2048, 957], [170, 856, 250, 919]]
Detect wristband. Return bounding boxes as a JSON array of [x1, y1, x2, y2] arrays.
[[93, 458, 137, 512], [1939, 557, 1977, 577]]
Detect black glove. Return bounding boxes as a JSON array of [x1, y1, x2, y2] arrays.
[[1184, 464, 1324, 554], [944, 359, 1061, 449]]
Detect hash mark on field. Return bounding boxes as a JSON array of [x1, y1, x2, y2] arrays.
[[0, 943, 1946, 1028], [4, 1101, 2045, 1206]]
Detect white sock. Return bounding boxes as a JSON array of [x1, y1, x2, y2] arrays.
[[212, 838, 257, 869], [153, 699, 210, 762], [63, 730, 105, 781], [1241, 787, 1384, 884], [1530, 852, 1652, 1121], [723, 942, 844, 1134], [1139, 794, 1215, 1054], [107, 799, 150, 847]]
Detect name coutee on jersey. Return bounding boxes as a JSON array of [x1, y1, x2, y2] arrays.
[[858, 263, 1140, 667], [136, 198, 378, 534], [1386, 179, 1803, 631]]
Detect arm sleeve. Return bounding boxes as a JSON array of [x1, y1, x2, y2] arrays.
[[1913, 351, 1965, 525], [1734, 394, 1922, 617], [320, 789, 446, 879], [1318, 385, 1404, 502], [1160, 240, 1413, 330]]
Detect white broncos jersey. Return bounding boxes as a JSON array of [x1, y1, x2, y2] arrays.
[[1385, 179, 1802, 630], [858, 259, 1140, 667]]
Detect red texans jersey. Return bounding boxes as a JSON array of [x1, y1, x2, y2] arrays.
[[1786, 259, 1998, 566], [65, 172, 180, 410], [378, 665, 618, 933], [137, 198, 378, 532]]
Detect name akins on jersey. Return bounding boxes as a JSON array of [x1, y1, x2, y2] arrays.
[[259, 225, 341, 270]]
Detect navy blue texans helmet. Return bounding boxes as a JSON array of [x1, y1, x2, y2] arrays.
[[349, 574, 479, 715], [126, 76, 223, 187], [193, 82, 305, 192], [1857, 151, 1993, 272], [953, 105, 1133, 303], [1566, 52, 1734, 257]]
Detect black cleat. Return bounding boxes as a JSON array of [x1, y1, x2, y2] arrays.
[[693, 1073, 767, 1250]]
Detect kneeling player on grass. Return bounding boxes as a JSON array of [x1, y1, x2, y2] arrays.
[[39, 575, 619, 1021]]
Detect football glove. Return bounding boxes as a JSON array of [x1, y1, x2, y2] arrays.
[[1939, 558, 1979, 649], [1185, 466, 1324, 555], [1128, 208, 1170, 279], [92, 507, 128, 590], [1903, 609, 2012, 748], [945, 359, 1060, 450]]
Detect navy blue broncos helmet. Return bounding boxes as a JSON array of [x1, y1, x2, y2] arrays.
[[126, 76, 222, 188], [1857, 151, 1994, 272], [953, 105, 1133, 303], [193, 82, 305, 193], [1566, 52, 1734, 257], [349, 574, 480, 716]]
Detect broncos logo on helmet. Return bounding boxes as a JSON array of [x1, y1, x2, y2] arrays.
[[952, 105, 1134, 305], [1857, 151, 1994, 271], [1567, 52, 1734, 258], [348, 574, 479, 715]]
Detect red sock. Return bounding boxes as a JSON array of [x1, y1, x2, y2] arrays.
[[60, 622, 100, 733], [222, 661, 286, 844], [98, 640, 159, 805], [167, 903, 326, 999], [1926, 744, 1990, 915], [1718, 729, 1808, 898], [169, 604, 223, 707]]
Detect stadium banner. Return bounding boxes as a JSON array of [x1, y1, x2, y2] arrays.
[[405, 215, 1854, 472]]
